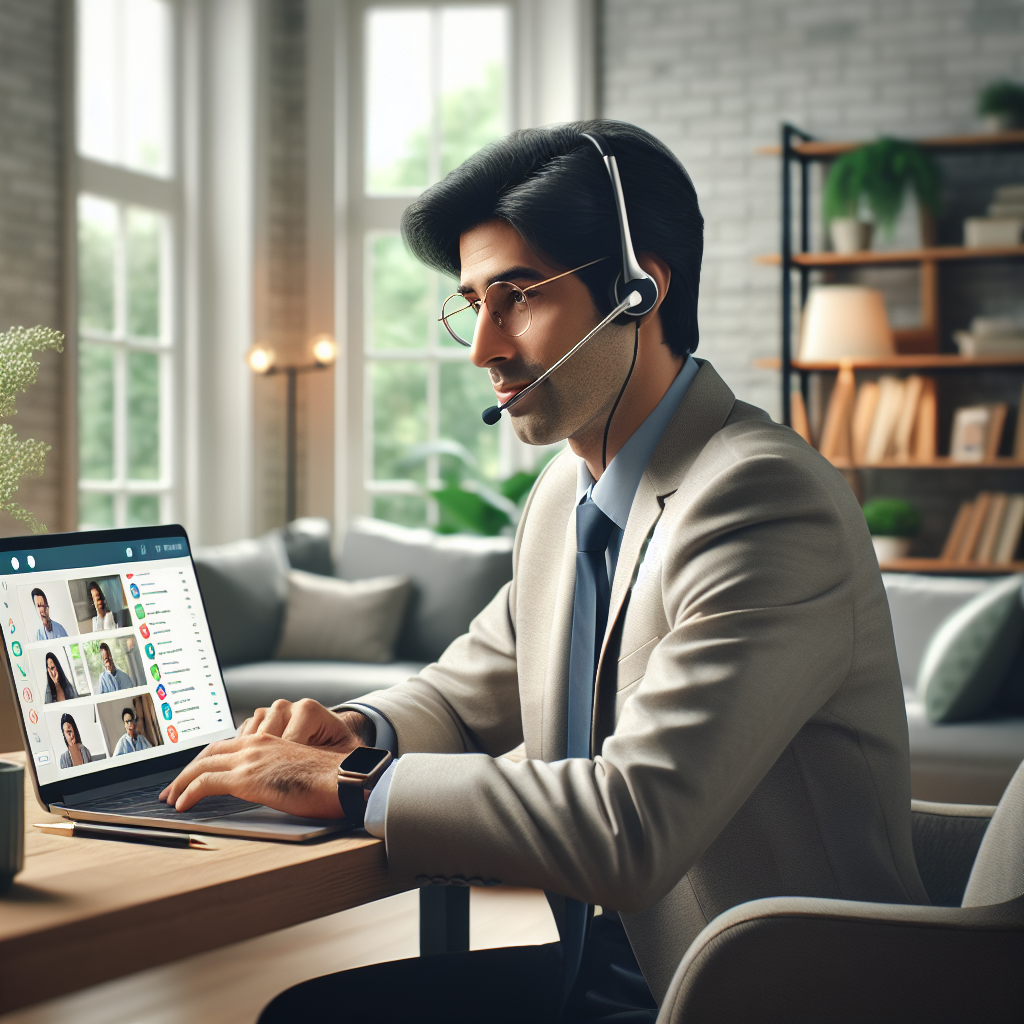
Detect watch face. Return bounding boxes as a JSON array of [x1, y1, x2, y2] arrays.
[[341, 746, 389, 775]]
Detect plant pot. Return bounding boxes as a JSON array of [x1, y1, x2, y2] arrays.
[[830, 218, 873, 254], [872, 536, 912, 563]]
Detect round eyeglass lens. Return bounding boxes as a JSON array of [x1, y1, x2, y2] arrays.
[[441, 293, 478, 347], [441, 281, 532, 347]]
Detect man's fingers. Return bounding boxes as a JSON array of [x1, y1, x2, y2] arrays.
[[174, 769, 237, 812], [160, 742, 246, 804], [253, 699, 297, 738]]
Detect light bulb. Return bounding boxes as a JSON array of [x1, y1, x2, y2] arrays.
[[311, 334, 338, 366], [246, 344, 276, 374]]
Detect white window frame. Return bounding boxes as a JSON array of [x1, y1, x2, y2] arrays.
[[74, 0, 181, 530]]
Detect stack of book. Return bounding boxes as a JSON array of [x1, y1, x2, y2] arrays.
[[817, 368, 938, 465], [953, 316, 1024, 358], [940, 493, 1024, 566]]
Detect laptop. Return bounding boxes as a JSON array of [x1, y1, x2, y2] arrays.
[[0, 524, 348, 841]]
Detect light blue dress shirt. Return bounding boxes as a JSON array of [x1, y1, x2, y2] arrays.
[[357, 356, 698, 840], [113, 733, 153, 756], [34, 620, 69, 642], [99, 668, 134, 693]]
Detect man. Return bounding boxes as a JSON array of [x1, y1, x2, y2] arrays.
[[113, 707, 152, 756], [97, 642, 133, 693], [161, 121, 926, 1022], [31, 588, 68, 641]]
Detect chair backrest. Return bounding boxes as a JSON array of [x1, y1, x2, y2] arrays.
[[962, 759, 1024, 907]]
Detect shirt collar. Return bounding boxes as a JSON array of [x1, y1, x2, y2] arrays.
[[575, 354, 699, 528]]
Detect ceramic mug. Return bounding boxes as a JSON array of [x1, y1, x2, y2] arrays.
[[0, 760, 25, 892]]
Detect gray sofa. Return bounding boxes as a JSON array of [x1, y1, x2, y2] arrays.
[[193, 516, 513, 725], [194, 519, 1023, 805]]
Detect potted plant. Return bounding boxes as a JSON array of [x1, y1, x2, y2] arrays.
[[823, 138, 942, 253], [978, 80, 1024, 132], [862, 498, 921, 563]]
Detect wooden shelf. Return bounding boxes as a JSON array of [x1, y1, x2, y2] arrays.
[[828, 457, 1024, 470], [879, 557, 1024, 574], [755, 355, 1024, 371], [756, 245, 1024, 268], [757, 129, 1024, 159]]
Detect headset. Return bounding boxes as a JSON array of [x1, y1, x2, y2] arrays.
[[481, 132, 659, 430]]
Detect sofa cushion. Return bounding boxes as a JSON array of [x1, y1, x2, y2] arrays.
[[279, 517, 334, 576], [274, 570, 411, 663], [916, 574, 1024, 723], [223, 659, 426, 725], [194, 533, 289, 667], [337, 517, 514, 663]]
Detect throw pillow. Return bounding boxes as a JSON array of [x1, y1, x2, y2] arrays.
[[274, 569, 411, 664], [917, 574, 1024, 723]]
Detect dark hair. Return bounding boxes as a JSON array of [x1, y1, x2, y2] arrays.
[[88, 581, 109, 613], [401, 120, 703, 356], [45, 652, 76, 702], [122, 707, 136, 721], [99, 642, 113, 659], [31, 587, 47, 604], [60, 713, 81, 747]]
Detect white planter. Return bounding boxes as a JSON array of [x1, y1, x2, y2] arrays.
[[872, 536, 912, 563], [830, 218, 873, 254]]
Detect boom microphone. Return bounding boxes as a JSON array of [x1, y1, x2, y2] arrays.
[[481, 290, 641, 424]]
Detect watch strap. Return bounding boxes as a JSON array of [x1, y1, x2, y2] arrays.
[[337, 776, 366, 827]]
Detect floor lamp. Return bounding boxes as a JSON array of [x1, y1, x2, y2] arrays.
[[247, 335, 338, 523]]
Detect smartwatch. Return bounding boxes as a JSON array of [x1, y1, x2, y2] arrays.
[[337, 746, 393, 827]]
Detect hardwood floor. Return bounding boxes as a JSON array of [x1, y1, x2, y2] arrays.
[[0, 887, 559, 1024]]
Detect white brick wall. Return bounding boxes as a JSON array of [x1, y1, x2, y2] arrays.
[[602, 0, 1024, 419]]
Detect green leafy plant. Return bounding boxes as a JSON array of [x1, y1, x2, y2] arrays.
[[823, 138, 942, 237], [0, 325, 64, 533], [862, 498, 921, 538], [397, 440, 555, 536], [978, 80, 1024, 128]]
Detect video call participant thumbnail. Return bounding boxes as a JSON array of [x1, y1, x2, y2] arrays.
[[113, 707, 153, 756], [59, 713, 95, 769], [31, 587, 69, 641], [69, 577, 131, 633], [43, 651, 78, 704], [98, 642, 134, 693]]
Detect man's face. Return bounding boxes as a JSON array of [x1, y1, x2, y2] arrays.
[[35, 595, 50, 625], [101, 648, 114, 672], [123, 714, 136, 739], [461, 220, 635, 447]]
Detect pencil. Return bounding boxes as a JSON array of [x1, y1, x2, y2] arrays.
[[34, 821, 208, 849]]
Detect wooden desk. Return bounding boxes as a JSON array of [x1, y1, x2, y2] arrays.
[[0, 751, 404, 1015]]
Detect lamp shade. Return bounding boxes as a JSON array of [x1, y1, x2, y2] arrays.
[[799, 285, 894, 361]]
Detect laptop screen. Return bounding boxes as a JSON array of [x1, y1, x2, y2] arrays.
[[1, 528, 234, 790]]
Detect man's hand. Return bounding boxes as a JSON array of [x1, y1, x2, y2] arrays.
[[236, 699, 374, 751], [158, 733, 346, 818]]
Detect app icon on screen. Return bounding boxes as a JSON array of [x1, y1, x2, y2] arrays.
[[21, 687, 32, 702], [161, 703, 173, 720], [166, 725, 178, 743], [150, 665, 161, 681], [11, 641, 22, 657], [130, 583, 140, 599], [156, 684, 166, 700], [17, 664, 26, 677], [139, 624, 150, 639], [7, 619, 14, 635], [134, 603, 145, 619], [145, 643, 156, 659], [27, 709, 38, 724], [27, 555, 35, 568], [10, 557, 18, 570]]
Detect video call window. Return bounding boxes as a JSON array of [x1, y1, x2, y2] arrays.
[[19, 581, 80, 642], [97, 692, 163, 758], [81, 635, 146, 693], [32, 646, 89, 703], [46, 702, 110, 770], [68, 575, 132, 633]]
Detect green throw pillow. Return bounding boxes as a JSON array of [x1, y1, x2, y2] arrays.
[[917, 574, 1024, 723]]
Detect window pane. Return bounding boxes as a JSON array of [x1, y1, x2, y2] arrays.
[[370, 361, 427, 480], [79, 492, 114, 530], [127, 351, 160, 480], [438, 6, 509, 179], [440, 361, 500, 481], [127, 494, 160, 526], [78, 196, 117, 334], [126, 208, 162, 338], [369, 235, 431, 350], [77, 0, 171, 175], [78, 343, 115, 480], [365, 8, 431, 194], [372, 494, 427, 528]]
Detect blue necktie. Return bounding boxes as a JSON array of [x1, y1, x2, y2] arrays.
[[561, 498, 615, 997]]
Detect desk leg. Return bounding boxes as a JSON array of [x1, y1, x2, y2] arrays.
[[419, 886, 470, 955]]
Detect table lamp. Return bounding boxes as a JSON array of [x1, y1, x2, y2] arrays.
[[799, 285, 895, 361]]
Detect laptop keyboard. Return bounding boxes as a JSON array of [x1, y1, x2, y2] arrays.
[[77, 784, 261, 821]]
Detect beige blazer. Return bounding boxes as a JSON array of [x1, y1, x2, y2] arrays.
[[358, 361, 928, 1002]]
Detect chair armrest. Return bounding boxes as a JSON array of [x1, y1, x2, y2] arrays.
[[911, 799, 995, 906], [658, 894, 1024, 1024]]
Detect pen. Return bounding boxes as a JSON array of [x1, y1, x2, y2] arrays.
[[34, 822, 208, 849]]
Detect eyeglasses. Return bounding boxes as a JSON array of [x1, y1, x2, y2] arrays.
[[438, 257, 607, 348]]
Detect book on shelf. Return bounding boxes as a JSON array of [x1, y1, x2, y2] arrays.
[[850, 380, 879, 464], [949, 403, 1008, 462], [914, 378, 938, 462], [940, 492, 1024, 565], [818, 365, 855, 460]]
